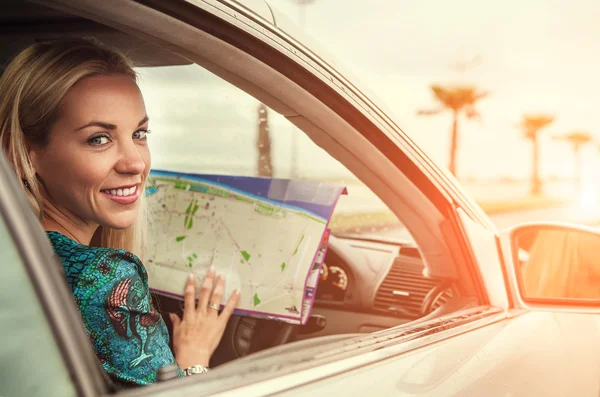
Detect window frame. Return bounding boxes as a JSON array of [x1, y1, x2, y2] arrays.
[[0, 0, 506, 394], [0, 154, 108, 396], [44, 0, 487, 300]]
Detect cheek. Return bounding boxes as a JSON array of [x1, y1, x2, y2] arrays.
[[38, 150, 111, 199]]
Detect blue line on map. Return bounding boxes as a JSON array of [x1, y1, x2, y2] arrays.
[[148, 169, 344, 221]]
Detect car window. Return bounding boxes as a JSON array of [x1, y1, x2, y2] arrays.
[[0, 215, 76, 397], [136, 64, 410, 241]]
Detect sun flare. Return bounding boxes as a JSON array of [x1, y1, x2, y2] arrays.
[[579, 183, 598, 212]]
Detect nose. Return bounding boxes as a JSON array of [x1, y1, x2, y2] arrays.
[[115, 140, 147, 175]]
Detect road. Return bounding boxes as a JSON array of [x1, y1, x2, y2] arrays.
[[489, 203, 600, 230], [363, 203, 600, 242]]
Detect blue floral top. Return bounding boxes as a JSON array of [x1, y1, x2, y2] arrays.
[[47, 231, 183, 386]]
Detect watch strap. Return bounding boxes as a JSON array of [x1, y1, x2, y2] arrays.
[[183, 365, 210, 376]]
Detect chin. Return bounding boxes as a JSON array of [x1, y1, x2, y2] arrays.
[[102, 215, 138, 230], [107, 223, 136, 230]]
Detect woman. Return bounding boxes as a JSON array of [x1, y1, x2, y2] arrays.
[[0, 39, 239, 386]]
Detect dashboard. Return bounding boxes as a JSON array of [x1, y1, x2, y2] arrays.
[[315, 257, 350, 302], [299, 234, 460, 340]]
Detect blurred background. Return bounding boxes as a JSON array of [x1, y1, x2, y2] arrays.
[[273, 0, 600, 231], [139, 0, 600, 239]]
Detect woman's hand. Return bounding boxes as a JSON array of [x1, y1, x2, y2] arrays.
[[169, 267, 240, 369]]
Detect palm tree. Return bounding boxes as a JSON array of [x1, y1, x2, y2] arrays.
[[519, 115, 555, 196], [257, 103, 273, 177], [417, 85, 488, 176], [554, 131, 593, 195]]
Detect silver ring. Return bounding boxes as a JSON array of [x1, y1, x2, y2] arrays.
[[207, 303, 220, 311]]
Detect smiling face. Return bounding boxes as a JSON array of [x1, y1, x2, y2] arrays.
[[30, 73, 151, 232]]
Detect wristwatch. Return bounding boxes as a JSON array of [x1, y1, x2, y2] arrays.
[[183, 365, 211, 376]]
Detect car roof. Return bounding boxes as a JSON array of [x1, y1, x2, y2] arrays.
[[0, 0, 191, 69]]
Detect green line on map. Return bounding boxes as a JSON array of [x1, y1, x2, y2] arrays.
[[184, 199, 198, 229], [174, 181, 188, 190], [176, 236, 186, 242], [281, 262, 286, 272], [253, 293, 261, 306], [241, 251, 251, 261], [235, 196, 253, 203], [293, 235, 304, 255]]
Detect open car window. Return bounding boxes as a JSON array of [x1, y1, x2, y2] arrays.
[[136, 64, 409, 241]]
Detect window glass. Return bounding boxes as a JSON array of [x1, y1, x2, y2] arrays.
[[137, 65, 410, 241], [0, 215, 76, 397]]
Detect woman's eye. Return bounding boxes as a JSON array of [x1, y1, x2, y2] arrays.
[[133, 129, 150, 140], [88, 135, 110, 146]]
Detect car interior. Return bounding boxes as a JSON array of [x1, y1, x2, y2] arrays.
[[2, 0, 481, 381]]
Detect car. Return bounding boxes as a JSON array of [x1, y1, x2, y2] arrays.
[[1, 0, 599, 396]]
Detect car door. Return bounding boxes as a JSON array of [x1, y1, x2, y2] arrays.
[[0, 152, 108, 396], [115, 2, 596, 396], [266, 309, 599, 397]]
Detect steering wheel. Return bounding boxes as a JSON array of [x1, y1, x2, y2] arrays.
[[209, 315, 299, 367]]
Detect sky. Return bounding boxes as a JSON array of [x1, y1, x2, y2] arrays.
[[270, 0, 600, 182], [138, 0, 600, 187]]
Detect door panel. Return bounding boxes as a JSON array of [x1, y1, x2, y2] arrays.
[[0, 200, 77, 397], [276, 311, 600, 397]]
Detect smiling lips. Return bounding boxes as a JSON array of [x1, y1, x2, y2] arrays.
[[101, 185, 140, 204]]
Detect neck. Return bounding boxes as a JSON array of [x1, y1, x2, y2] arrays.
[[41, 200, 98, 246]]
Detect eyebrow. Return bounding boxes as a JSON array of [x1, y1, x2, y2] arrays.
[[76, 116, 149, 131]]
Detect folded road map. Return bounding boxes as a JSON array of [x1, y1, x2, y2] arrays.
[[145, 170, 345, 325]]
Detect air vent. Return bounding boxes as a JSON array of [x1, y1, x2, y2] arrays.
[[373, 260, 437, 318], [430, 288, 454, 311], [398, 246, 421, 259]]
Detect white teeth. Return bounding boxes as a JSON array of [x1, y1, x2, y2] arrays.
[[103, 186, 137, 196]]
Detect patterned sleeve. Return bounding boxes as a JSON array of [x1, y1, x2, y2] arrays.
[[72, 248, 183, 386]]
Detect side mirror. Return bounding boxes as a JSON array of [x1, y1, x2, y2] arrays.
[[511, 224, 600, 304]]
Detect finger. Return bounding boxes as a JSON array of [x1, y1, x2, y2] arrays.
[[219, 289, 241, 323], [169, 312, 181, 328], [198, 266, 216, 314], [208, 276, 225, 314], [183, 273, 197, 319]]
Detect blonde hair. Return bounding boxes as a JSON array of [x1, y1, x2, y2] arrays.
[[0, 38, 146, 256]]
